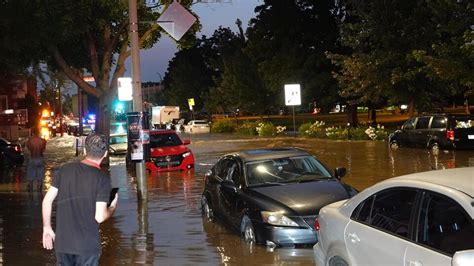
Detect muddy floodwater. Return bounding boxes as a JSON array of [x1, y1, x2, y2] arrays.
[[0, 134, 473, 265]]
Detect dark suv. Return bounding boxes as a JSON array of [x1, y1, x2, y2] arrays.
[[389, 113, 474, 153]]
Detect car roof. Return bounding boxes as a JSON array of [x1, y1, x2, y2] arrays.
[[150, 129, 177, 135], [389, 167, 474, 197], [228, 147, 311, 163], [110, 133, 127, 137]]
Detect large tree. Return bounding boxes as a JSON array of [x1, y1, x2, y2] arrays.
[[245, 0, 341, 113], [331, 0, 473, 121], [5, 0, 199, 136]]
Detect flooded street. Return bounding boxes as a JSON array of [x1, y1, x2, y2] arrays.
[[0, 133, 473, 265]]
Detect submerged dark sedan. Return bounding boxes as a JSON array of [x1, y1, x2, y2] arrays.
[[0, 137, 24, 167], [201, 147, 357, 248]]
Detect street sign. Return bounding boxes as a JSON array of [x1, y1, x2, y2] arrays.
[[158, 1, 196, 41], [284, 84, 301, 106], [118, 77, 133, 101], [188, 98, 195, 110]]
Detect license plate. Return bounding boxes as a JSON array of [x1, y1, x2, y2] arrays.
[[468, 135, 474, 140]]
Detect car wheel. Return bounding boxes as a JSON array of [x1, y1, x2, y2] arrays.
[[201, 196, 213, 221], [389, 141, 399, 150], [430, 142, 440, 155], [240, 215, 256, 244], [329, 256, 348, 266]]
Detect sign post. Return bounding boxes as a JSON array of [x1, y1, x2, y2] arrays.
[[284, 84, 301, 137]]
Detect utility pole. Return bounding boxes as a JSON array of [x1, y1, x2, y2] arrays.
[[129, 0, 147, 200]]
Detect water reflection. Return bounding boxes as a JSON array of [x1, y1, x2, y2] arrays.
[[1, 134, 473, 265]]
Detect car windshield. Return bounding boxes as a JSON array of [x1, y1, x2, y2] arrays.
[[194, 121, 207, 125], [110, 135, 127, 144], [150, 133, 182, 148], [245, 155, 332, 186]]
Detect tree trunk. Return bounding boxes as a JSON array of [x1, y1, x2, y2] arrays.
[[465, 98, 470, 114], [346, 101, 358, 127], [408, 99, 415, 117], [370, 109, 377, 126], [96, 92, 113, 138]]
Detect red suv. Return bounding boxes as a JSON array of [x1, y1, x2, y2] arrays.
[[146, 130, 194, 172]]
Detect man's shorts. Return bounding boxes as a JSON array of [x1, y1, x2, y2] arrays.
[[27, 157, 45, 181]]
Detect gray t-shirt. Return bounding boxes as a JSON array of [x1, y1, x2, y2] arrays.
[[52, 161, 111, 255]]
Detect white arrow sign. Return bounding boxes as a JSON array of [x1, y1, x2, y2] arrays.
[[284, 84, 301, 106]]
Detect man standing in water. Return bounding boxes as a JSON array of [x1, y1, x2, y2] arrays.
[[26, 128, 47, 192], [42, 133, 118, 265]]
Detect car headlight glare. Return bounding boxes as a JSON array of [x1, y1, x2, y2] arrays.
[[182, 151, 191, 158], [261, 211, 299, 227]]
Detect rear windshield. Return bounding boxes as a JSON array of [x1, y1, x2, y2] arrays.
[[110, 135, 127, 144], [194, 121, 208, 125], [150, 133, 182, 148]]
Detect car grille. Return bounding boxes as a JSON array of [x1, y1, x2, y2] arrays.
[[151, 154, 183, 168], [301, 215, 318, 230]]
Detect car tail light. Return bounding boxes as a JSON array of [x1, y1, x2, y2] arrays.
[[446, 130, 454, 141], [314, 217, 320, 231], [14, 145, 22, 152]]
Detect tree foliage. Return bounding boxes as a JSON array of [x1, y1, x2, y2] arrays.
[[3, 0, 200, 134], [331, 0, 473, 117], [245, 0, 341, 112]]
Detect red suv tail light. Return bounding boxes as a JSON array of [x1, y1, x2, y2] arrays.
[[446, 130, 454, 141], [314, 217, 320, 231]]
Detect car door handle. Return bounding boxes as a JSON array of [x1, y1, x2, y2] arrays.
[[407, 260, 422, 266], [347, 233, 360, 243]]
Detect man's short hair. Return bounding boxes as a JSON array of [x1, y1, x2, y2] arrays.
[[84, 133, 107, 159]]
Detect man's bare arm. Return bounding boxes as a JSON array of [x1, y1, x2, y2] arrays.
[[42, 187, 58, 249], [95, 193, 118, 224]]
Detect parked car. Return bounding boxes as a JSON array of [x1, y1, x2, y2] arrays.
[[108, 133, 127, 156], [313, 167, 474, 266], [201, 147, 357, 248], [184, 120, 210, 133], [389, 113, 474, 153], [145, 130, 194, 172], [0, 137, 24, 166]]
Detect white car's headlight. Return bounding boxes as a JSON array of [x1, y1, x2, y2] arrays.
[[182, 151, 192, 158], [261, 211, 299, 227]]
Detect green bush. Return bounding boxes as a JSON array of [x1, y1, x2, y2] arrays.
[[211, 118, 236, 133], [256, 122, 277, 137], [364, 124, 389, 140], [350, 127, 369, 140], [325, 126, 348, 140], [236, 120, 258, 135], [298, 122, 312, 136]]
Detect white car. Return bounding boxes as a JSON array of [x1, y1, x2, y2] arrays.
[[313, 167, 474, 266], [184, 120, 210, 133], [109, 133, 127, 155]]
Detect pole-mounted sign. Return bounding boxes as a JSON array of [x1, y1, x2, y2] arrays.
[[158, 1, 197, 41], [118, 77, 133, 101], [284, 84, 301, 137], [284, 84, 301, 106]]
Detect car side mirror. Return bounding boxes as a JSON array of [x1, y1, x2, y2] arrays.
[[221, 179, 237, 195], [183, 139, 191, 145], [452, 250, 474, 266], [335, 167, 346, 180]]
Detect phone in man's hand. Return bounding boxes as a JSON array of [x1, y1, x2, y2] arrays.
[[108, 187, 119, 207]]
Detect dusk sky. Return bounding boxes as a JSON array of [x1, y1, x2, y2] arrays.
[[126, 0, 262, 82]]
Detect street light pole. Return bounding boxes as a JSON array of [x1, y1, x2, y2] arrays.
[[129, 0, 147, 200]]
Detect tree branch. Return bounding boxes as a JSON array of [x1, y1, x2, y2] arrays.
[[52, 47, 101, 98], [100, 25, 112, 91], [87, 32, 101, 85]]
